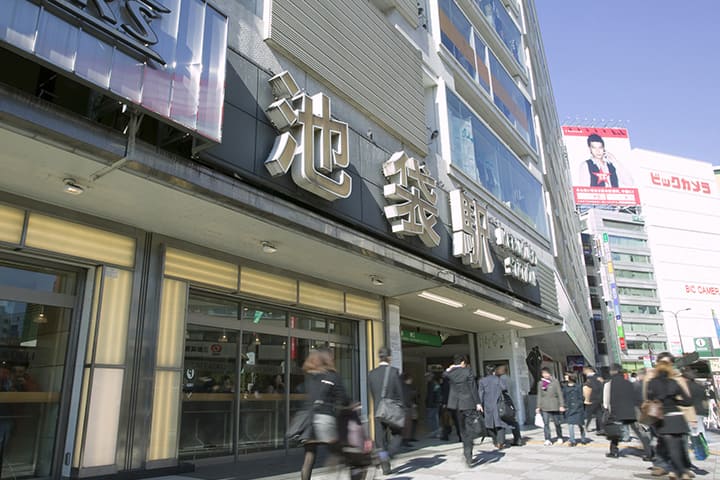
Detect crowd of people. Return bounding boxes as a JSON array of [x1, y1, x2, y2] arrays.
[[291, 346, 716, 480]]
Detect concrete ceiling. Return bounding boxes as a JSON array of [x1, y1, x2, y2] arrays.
[[0, 125, 554, 335]]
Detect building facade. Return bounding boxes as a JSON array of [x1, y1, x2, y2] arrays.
[[0, 0, 589, 478]]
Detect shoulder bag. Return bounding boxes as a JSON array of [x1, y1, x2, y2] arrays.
[[375, 366, 406, 429], [498, 391, 516, 423], [639, 399, 664, 426]]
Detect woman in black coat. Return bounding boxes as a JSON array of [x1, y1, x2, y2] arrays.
[[647, 358, 692, 480], [300, 348, 349, 480], [561, 372, 586, 446]]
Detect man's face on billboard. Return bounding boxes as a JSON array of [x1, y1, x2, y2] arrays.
[[589, 141, 605, 161]]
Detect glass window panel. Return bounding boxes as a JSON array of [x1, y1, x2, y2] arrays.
[[446, 88, 548, 237], [615, 270, 654, 280], [489, 53, 535, 150], [0, 263, 76, 295], [241, 305, 286, 328], [439, 0, 476, 79], [620, 304, 659, 315], [475, 0, 523, 65], [187, 294, 238, 321], [238, 331, 287, 452], [141, 0, 181, 118], [473, 33, 490, 92], [196, 4, 228, 141], [608, 235, 647, 249], [169, 0, 205, 129], [75, 30, 112, 89], [617, 287, 656, 298], [0, 298, 73, 477], [109, 49, 143, 104], [611, 252, 651, 264], [179, 324, 237, 459], [35, 10, 79, 72], [2, 0, 41, 53]]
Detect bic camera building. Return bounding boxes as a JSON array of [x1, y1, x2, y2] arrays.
[[0, 0, 590, 478]]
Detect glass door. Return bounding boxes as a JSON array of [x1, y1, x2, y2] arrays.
[[0, 261, 79, 480], [179, 324, 238, 460]]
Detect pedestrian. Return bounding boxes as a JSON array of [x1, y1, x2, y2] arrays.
[[562, 372, 587, 446], [496, 364, 524, 446], [300, 348, 349, 480], [478, 364, 508, 449], [367, 347, 403, 475], [425, 373, 442, 438], [647, 353, 693, 480], [401, 372, 419, 446], [603, 364, 651, 459], [444, 354, 483, 467], [682, 368, 708, 460], [583, 366, 604, 434], [536, 367, 565, 446]]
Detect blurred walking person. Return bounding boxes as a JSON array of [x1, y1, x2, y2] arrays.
[[425, 373, 442, 438], [478, 364, 508, 449], [583, 366, 604, 434], [647, 354, 693, 479], [368, 347, 403, 475], [603, 364, 651, 459], [444, 354, 482, 467], [300, 348, 349, 480], [562, 372, 587, 446], [536, 367, 565, 445]]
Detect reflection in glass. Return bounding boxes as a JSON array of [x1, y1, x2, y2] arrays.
[[187, 295, 238, 321], [241, 306, 286, 328], [179, 325, 237, 459]]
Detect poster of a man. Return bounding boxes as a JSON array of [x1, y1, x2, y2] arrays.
[[562, 126, 640, 206], [576, 133, 633, 188]]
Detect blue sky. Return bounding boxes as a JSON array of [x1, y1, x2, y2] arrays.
[[535, 2, 719, 164]]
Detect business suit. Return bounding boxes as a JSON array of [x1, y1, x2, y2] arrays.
[[368, 363, 404, 459], [444, 365, 481, 464]]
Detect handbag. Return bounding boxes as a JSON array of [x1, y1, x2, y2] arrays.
[[464, 410, 486, 439], [287, 409, 313, 444], [498, 391, 516, 423], [601, 408, 623, 439], [375, 366, 406, 429], [534, 412, 544, 428], [639, 399, 664, 426]]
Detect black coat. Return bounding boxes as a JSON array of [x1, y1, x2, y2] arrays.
[[562, 383, 585, 425], [688, 379, 709, 417], [305, 371, 349, 416], [584, 374, 603, 405], [444, 365, 480, 411], [647, 369, 691, 435], [368, 364, 403, 406], [608, 374, 638, 422]]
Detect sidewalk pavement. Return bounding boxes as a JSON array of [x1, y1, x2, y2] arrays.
[[153, 426, 720, 480]]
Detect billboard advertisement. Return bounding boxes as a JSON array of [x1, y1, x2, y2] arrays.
[[562, 126, 640, 206]]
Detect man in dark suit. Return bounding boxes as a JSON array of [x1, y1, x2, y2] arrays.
[[444, 354, 482, 467], [368, 346, 403, 475]]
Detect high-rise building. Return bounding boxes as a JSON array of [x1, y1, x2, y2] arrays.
[[0, 1, 589, 477]]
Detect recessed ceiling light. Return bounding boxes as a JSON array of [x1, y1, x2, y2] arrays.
[[473, 308, 505, 322], [418, 291, 464, 308], [261, 241, 277, 254], [63, 178, 84, 195], [507, 320, 532, 329]]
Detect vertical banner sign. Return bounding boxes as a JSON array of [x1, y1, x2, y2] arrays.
[[562, 126, 640, 206], [713, 309, 720, 346], [601, 232, 627, 352]]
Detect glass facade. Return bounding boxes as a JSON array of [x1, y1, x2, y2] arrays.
[[474, 0, 523, 65], [624, 323, 665, 333], [0, 262, 79, 479], [439, 0, 536, 150], [609, 235, 647, 249], [617, 286, 656, 298], [179, 295, 359, 460], [611, 252, 651, 264], [447, 88, 548, 237], [621, 304, 660, 315], [614, 269, 654, 280]]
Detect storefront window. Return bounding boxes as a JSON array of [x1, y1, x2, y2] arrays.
[[0, 262, 78, 479], [179, 294, 358, 460], [447, 88, 548, 237]]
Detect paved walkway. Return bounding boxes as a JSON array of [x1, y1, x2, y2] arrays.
[[152, 427, 720, 480]]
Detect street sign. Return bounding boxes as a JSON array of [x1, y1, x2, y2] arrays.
[[694, 337, 713, 357], [400, 330, 443, 347]]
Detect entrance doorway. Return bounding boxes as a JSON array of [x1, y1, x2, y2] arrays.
[[0, 259, 81, 479], [179, 294, 359, 462]]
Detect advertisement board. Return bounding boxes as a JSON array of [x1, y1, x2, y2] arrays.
[[562, 126, 640, 206]]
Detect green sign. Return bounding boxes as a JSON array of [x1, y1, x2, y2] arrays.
[[694, 337, 713, 357], [602, 232, 609, 243], [401, 330, 442, 347]]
